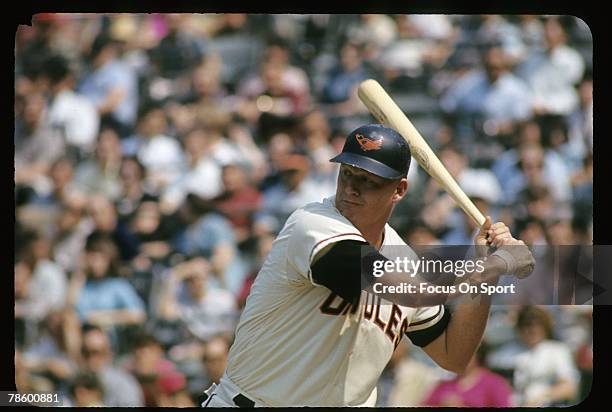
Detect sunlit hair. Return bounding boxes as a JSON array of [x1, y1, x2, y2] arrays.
[[515, 305, 554, 339]]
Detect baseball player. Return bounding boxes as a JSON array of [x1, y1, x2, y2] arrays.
[[199, 124, 534, 407]]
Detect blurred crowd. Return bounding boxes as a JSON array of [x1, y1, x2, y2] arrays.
[[14, 14, 592, 407]]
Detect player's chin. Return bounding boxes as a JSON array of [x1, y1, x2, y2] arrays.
[[338, 200, 365, 218]]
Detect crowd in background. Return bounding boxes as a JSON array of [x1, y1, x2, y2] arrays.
[[14, 13, 592, 407]]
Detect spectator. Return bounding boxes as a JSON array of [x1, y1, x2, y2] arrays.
[[20, 231, 68, 316], [238, 36, 311, 113], [513, 306, 579, 406], [127, 195, 178, 303], [348, 14, 398, 63], [171, 193, 249, 294], [201, 334, 232, 388], [256, 152, 330, 234], [52, 204, 95, 274], [199, 108, 248, 166], [257, 132, 296, 193], [517, 17, 585, 117], [14, 232, 68, 346], [224, 119, 268, 178], [148, 13, 206, 79], [566, 75, 593, 169], [516, 15, 545, 51], [155, 370, 195, 407], [205, 14, 263, 86], [122, 331, 182, 406], [79, 326, 144, 406], [238, 59, 309, 140], [15, 93, 66, 200], [178, 54, 226, 106], [440, 191, 494, 246], [298, 109, 338, 184], [570, 152, 593, 227], [474, 15, 527, 65], [130, 197, 176, 265], [79, 33, 139, 137], [421, 144, 501, 240], [545, 218, 577, 245], [379, 15, 452, 89], [158, 256, 238, 342], [212, 163, 263, 244], [41, 54, 100, 158], [439, 45, 532, 148], [15, 260, 37, 349], [161, 126, 224, 213], [68, 232, 146, 332], [401, 222, 442, 246], [503, 142, 572, 213], [320, 41, 371, 126], [115, 156, 153, 223], [87, 195, 141, 261], [26, 157, 83, 211], [516, 216, 548, 246], [21, 310, 78, 393], [72, 127, 124, 201], [237, 232, 275, 309], [68, 372, 106, 407], [377, 340, 443, 407], [15, 18, 55, 83], [520, 185, 556, 225], [15, 349, 55, 393], [122, 103, 185, 192], [423, 343, 513, 407]]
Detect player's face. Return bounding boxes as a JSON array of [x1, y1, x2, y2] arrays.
[[336, 164, 407, 223]]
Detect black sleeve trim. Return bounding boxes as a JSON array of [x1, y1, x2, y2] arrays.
[[406, 305, 452, 347], [310, 239, 370, 302]]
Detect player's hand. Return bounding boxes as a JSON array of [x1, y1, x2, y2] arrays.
[[489, 237, 535, 279], [475, 216, 512, 256]]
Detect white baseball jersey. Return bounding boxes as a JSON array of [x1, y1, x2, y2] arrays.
[[223, 195, 446, 406]]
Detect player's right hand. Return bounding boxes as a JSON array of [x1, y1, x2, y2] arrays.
[[498, 238, 535, 279], [488, 237, 535, 279], [475, 216, 512, 257]]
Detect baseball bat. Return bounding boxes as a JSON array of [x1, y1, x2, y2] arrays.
[[357, 79, 486, 227]]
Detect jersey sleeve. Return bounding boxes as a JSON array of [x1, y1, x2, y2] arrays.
[[405, 305, 451, 347], [310, 240, 369, 302], [286, 208, 366, 287]]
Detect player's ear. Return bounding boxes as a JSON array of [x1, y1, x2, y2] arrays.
[[392, 178, 408, 202]]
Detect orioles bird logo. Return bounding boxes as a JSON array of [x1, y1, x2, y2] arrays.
[[355, 134, 383, 151]]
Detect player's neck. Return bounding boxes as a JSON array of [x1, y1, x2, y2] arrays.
[[357, 222, 386, 250]]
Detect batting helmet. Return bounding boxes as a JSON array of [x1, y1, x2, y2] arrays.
[[330, 124, 411, 179]]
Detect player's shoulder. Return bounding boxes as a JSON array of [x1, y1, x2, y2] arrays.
[[291, 196, 357, 230], [283, 196, 364, 241], [383, 224, 408, 246], [381, 224, 419, 259]]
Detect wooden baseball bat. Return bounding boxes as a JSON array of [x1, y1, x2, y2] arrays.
[[357, 79, 487, 227]]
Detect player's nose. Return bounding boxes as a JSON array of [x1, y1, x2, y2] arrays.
[[343, 177, 360, 197]]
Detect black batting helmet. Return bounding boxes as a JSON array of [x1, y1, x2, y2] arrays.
[[330, 124, 411, 179]]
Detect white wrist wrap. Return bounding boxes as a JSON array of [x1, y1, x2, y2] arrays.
[[491, 249, 517, 274]]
